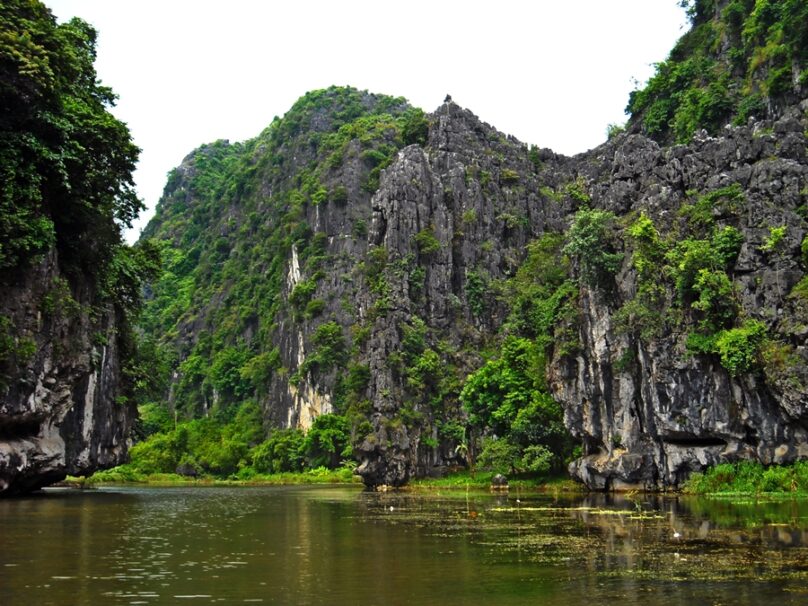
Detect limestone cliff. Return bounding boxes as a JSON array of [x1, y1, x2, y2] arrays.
[[0, 1, 142, 495], [138, 2, 808, 490], [355, 98, 807, 489], [0, 250, 136, 495], [552, 104, 808, 489], [353, 102, 573, 485], [142, 86, 807, 489]]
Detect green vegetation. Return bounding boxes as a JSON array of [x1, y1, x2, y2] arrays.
[[410, 469, 581, 492], [136, 86, 414, 425], [0, 1, 158, 401], [628, 0, 807, 142], [614, 197, 776, 377], [110, 86, 436, 480], [606, 122, 626, 139], [563, 209, 623, 289], [413, 227, 441, 255], [459, 232, 578, 477], [684, 461, 808, 496], [117, 400, 354, 480], [87, 464, 358, 486], [0, 1, 141, 276]]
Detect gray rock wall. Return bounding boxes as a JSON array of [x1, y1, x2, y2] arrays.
[[0, 250, 134, 495], [550, 104, 808, 489], [355, 99, 807, 489]]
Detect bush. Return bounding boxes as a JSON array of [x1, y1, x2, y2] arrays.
[[465, 270, 487, 316], [520, 445, 554, 475], [500, 168, 520, 184], [563, 209, 623, 288], [305, 321, 346, 374], [714, 319, 767, 375], [251, 429, 305, 473], [477, 438, 521, 474], [401, 108, 429, 146], [685, 461, 808, 495], [413, 227, 441, 255], [303, 414, 352, 468]]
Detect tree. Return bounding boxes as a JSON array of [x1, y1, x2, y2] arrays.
[[0, 0, 141, 280], [563, 209, 623, 289], [303, 414, 352, 468], [460, 337, 542, 437]]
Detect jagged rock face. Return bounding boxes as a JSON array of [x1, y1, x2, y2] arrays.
[[356, 99, 808, 489], [354, 103, 572, 485], [0, 251, 135, 496], [144, 86, 807, 490], [550, 104, 808, 490]]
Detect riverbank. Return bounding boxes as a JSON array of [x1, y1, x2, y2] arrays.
[[67, 461, 808, 498], [410, 470, 582, 494], [64, 464, 360, 487], [66, 466, 579, 492], [683, 461, 808, 497]]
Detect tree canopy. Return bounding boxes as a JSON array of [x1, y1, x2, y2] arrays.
[[0, 0, 141, 278]]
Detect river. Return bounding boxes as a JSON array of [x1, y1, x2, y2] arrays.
[[1, 485, 808, 605]]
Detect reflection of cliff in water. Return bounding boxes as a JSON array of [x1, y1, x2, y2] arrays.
[[572, 493, 808, 543], [543, 493, 808, 595]]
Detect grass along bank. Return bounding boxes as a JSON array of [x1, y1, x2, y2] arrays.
[[683, 461, 808, 497], [71, 462, 360, 487], [409, 469, 582, 493]]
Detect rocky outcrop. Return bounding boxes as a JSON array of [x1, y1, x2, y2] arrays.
[[354, 101, 572, 485], [550, 103, 808, 490], [144, 86, 807, 490], [354, 98, 807, 489], [0, 250, 135, 496]]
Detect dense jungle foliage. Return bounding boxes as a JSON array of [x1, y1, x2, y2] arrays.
[[627, 0, 807, 142], [0, 0, 157, 392], [120, 0, 808, 484]]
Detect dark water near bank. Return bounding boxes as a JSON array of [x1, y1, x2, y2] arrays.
[[2, 485, 808, 605]]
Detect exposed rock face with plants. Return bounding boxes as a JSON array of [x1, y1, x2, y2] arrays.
[[0, 1, 155, 495], [2, 0, 806, 494], [132, 0, 806, 490], [553, 104, 808, 489]]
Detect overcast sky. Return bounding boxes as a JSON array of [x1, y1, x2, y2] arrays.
[[45, 1, 688, 242]]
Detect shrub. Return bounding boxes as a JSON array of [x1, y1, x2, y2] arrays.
[[691, 268, 737, 331], [760, 225, 787, 253], [711, 225, 744, 266], [251, 429, 306, 473], [413, 227, 441, 255], [303, 414, 352, 468], [477, 438, 521, 474], [401, 108, 429, 146], [289, 278, 317, 309], [627, 212, 664, 278], [465, 270, 487, 316], [714, 319, 767, 375], [563, 209, 623, 288], [500, 168, 520, 184], [331, 186, 348, 204], [304, 321, 346, 374], [606, 122, 625, 139], [461, 209, 477, 224]]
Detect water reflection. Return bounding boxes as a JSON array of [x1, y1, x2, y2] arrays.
[[2, 486, 808, 605]]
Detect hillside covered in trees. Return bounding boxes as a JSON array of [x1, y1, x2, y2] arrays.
[[1, 0, 806, 494], [121, 0, 807, 489]]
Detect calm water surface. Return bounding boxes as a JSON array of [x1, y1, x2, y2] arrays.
[[2, 484, 808, 605]]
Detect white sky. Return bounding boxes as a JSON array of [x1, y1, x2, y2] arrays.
[[45, 1, 688, 242]]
